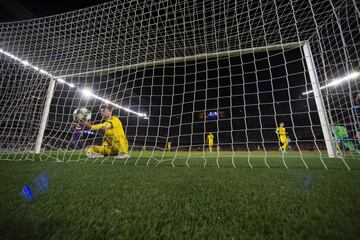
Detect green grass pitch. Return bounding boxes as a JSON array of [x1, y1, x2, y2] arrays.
[[0, 151, 360, 239]]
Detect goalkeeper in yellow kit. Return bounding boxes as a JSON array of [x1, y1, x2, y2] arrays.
[[275, 122, 288, 153], [83, 105, 129, 159]]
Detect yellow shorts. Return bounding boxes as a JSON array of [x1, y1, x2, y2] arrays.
[[209, 141, 214, 147], [280, 136, 287, 144]]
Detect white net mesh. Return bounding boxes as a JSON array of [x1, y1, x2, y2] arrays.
[[0, 0, 359, 168]]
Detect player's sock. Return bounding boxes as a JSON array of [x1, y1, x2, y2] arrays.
[[86, 153, 96, 158]]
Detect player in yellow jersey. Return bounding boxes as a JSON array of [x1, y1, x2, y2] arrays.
[[167, 141, 171, 151], [207, 133, 214, 152], [275, 122, 288, 153], [83, 105, 129, 159]]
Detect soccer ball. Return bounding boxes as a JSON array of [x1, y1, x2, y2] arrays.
[[73, 107, 91, 123]]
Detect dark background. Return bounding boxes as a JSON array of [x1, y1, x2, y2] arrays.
[[0, 1, 111, 23]]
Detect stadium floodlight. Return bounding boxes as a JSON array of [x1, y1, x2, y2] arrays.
[[303, 72, 360, 95]]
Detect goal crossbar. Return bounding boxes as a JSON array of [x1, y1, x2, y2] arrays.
[[58, 41, 306, 78]]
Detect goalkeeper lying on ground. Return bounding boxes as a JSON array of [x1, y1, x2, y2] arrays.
[[83, 105, 129, 159]]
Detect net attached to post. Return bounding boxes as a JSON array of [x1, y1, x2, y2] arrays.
[[0, 0, 359, 169]]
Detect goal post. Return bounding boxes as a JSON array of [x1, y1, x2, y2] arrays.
[[34, 78, 56, 154], [302, 42, 336, 158]]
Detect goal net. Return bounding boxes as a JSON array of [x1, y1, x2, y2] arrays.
[[0, 0, 359, 169]]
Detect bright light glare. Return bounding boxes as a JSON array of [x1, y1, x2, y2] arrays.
[[39, 69, 52, 76], [302, 90, 313, 95], [81, 89, 93, 98], [90, 94, 147, 118], [21, 60, 29, 66], [55, 78, 75, 88], [349, 72, 360, 79], [303, 72, 359, 95]]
